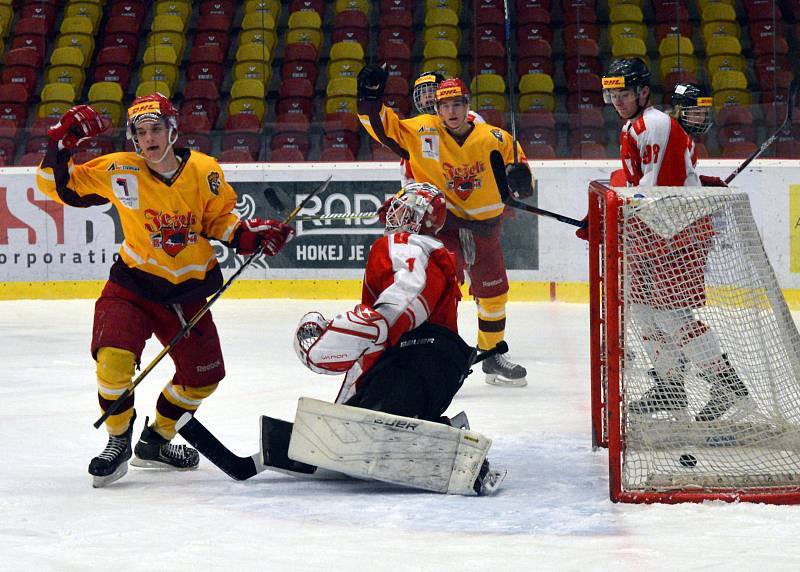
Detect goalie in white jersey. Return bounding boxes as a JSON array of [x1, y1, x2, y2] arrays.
[[601, 58, 749, 422]]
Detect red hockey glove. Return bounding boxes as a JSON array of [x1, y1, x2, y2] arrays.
[[48, 105, 109, 150], [699, 175, 727, 187], [235, 219, 295, 256], [575, 215, 589, 241]]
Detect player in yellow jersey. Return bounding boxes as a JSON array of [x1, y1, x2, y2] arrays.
[[36, 93, 295, 487], [357, 65, 535, 387]]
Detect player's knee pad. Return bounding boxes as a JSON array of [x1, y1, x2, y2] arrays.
[[679, 323, 723, 369], [96, 347, 136, 391]]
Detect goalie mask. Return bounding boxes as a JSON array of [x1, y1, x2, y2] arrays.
[[126, 92, 179, 163], [413, 70, 446, 115], [384, 182, 447, 236], [293, 312, 338, 376], [671, 83, 714, 135]]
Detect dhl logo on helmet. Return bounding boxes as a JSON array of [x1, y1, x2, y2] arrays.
[[696, 97, 713, 107], [436, 86, 465, 100], [602, 76, 626, 89], [128, 101, 161, 119]]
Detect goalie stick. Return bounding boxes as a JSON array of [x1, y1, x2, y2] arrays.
[[489, 150, 585, 227], [176, 342, 509, 481], [725, 77, 799, 184], [94, 176, 333, 429]]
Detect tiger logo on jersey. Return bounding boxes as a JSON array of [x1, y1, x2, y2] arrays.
[[207, 172, 221, 195], [443, 161, 485, 200]]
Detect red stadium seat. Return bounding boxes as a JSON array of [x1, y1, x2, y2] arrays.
[[320, 147, 356, 161], [322, 131, 360, 157], [564, 56, 603, 83], [476, 6, 505, 26], [383, 95, 411, 118], [290, 0, 325, 13], [97, 45, 134, 67], [716, 106, 753, 128], [196, 14, 233, 34], [563, 23, 601, 52], [744, 0, 782, 22], [516, 22, 554, 45], [562, 2, 598, 24], [183, 80, 221, 125], [276, 98, 314, 119], [652, 1, 688, 24], [720, 142, 759, 158], [380, 0, 415, 15], [384, 76, 409, 98], [323, 112, 360, 135], [225, 113, 262, 133], [274, 114, 311, 136], [475, 109, 505, 129], [284, 42, 318, 63], [193, 31, 230, 56], [220, 149, 257, 163], [270, 148, 306, 162], [223, 113, 265, 161], [180, 114, 213, 135], [654, 21, 692, 44], [519, 111, 556, 130], [19, 151, 47, 166], [102, 17, 140, 52], [94, 66, 132, 90], [477, 24, 505, 44], [0, 86, 30, 127], [277, 79, 315, 119], [199, 1, 236, 20], [524, 144, 557, 159], [569, 124, 607, 148], [78, 137, 117, 157], [568, 107, 604, 130], [281, 60, 320, 84], [334, 9, 368, 30], [566, 73, 603, 112], [520, 124, 557, 149], [270, 133, 311, 157], [332, 28, 368, 47], [378, 27, 415, 49], [176, 133, 213, 154], [109, 1, 147, 20], [518, 5, 550, 25], [378, 10, 412, 29], [370, 142, 400, 161], [576, 142, 608, 158], [20, 3, 57, 34], [474, 40, 506, 77], [10, 17, 48, 57], [1, 48, 42, 97]]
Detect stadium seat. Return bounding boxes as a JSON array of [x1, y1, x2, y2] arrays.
[[609, 21, 647, 44], [576, 142, 608, 158], [240, 12, 278, 51], [475, 4, 504, 26], [377, 27, 415, 50], [156, 1, 192, 27], [370, 141, 400, 161], [88, 82, 125, 127], [333, 10, 369, 48], [19, 2, 57, 34], [706, 36, 745, 76], [378, 9, 412, 30], [176, 132, 213, 155], [186, 45, 225, 85], [179, 113, 213, 135], [380, 46, 413, 79], [320, 147, 356, 162], [233, 43, 273, 85], [335, 0, 371, 14], [321, 131, 360, 158], [562, 2, 598, 25], [472, 75, 507, 112], [1, 48, 41, 97], [102, 16, 140, 54], [517, 3, 551, 25], [200, 0, 236, 19], [659, 55, 698, 80], [136, 80, 171, 99], [229, 79, 267, 122], [566, 73, 603, 112], [720, 141, 759, 158], [77, 136, 117, 159], [609, 3, 643, 24], [271, 132, 311, 158], [611, 37, 647, 59], [323, 112, 360, 135], [326, 78, 358, 115], [0, 85, 31, 127], [139, 48, 180, 95], [384, 76, 409, 100], [65, 2, 102, 33], [518, 39, 554, 77], [278, 78, 315, 106], [383, 94, 411, 117], [518, 74, 555, 113], [523, 143, 556, 159], [425, 0, 460, 12], [655, 21, 693, 44], [421, 40, 460, 79], [474, 40, 507, 77], [659, 36, 694, 59], [248, 0, 282, 16], [148, 14, 187, 60], [424, 8, 461, 46], [478, 23, 505, 44], [220, 149, 257, 163], [328, 42, 365, 80], [568, 107, 605, 130], [46, 47, 86, 95], [10, 17, 48, 56], [564, 56, 603, 84], [287, 10, 323, 51], [37, 82, 76, 119], [380, 0, 414, 15], [751, 34, 789, 58], [716, 106, 753, 128], [196, 13, 232, 37], [269, 147, 306, 162], [516, 22, 553, 45], [182, 80, 221, 125], [222, 114, 264, 161], [20, 151, 48, 166], [56, 16, 95, 63], [193, 30, 231, 57], [475, 109, 505, 129], [712, 71, 752, 110]]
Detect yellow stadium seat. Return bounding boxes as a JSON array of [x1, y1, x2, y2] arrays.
[[330, 41, 364, 62], [471, 74, 506, 95], [707, 54, 746, 76], [56, 34, 95, 64], [242, 11, 277, 32], [155, 1, 191, 27], [609, 4, 644, 23], [425, 7, 459, 27], [659, 54, 697, 78], [609, 22, 647, 43], [88, 82, 125, 127], [706, 35, 742, 57], [426, 0, 461, 12], [711, 70, 747, 92], [139, 63, 179, 93], [712, 89, 752, 111], [424, 26, 461, 46], [233, 43, 273, 84], [518, 93, 555, 113], [142, 45, 178, 65], [146, 33, 186, 62], [245, 0, 281, 16], [288, 10, 321, 30], [334, 0, 370, 14], [325, 78, 358, 120], [698, 0, 735, 13], [151, 14, 186, 35], [0, 4, 11, 37], [65, 2, 102, 33], [325, 96, 357, 115], [611, 37, 647, 59], [608, 0, 643, 7], [421, 58, 460, 78], [658, 36, 694, 58], [328, 60, 362, 80], [702, 3, 736, 24], [286, 28, 323, 51], [706, 36, 745, 75], [701, 21, 741, 43], [59, 14, 94, 35], [472, 93, 508, 113], [46, 47, 86, 93], [519, 73, 554, 96], [230, 79, 266, 122], [240, 30, 278, 53], [423, 39, 458, 60], [38, 83, 76, 119], [136, 81, 172, 99]]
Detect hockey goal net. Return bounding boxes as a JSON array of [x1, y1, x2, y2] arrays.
[[588, 180, 800, 504]]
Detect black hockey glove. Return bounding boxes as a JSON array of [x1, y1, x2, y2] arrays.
[[506, 162, 533, 199], [357, 64, 388, 102]]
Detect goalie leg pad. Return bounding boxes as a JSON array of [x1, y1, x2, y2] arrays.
[[287, 397, 493, 495]]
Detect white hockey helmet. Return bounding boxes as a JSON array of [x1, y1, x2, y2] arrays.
[[293, 311, 338, 375], [384, 182, 447, 236]]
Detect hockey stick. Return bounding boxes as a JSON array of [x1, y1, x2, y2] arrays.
[[724, 77, 799, 184], [93, 176, 334, 429], [502, 0, 519, 164], [294, 211, 379, 222], [489, 150, 585, 227]]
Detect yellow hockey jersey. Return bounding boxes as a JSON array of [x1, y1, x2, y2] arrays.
[[37, 148, 240, 303], [359, 106, 527, 221]]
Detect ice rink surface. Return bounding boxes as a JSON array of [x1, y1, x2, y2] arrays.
[[2, 299, 800, 571]]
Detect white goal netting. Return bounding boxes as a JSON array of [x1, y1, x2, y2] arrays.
[[611, 187, 800, 494]]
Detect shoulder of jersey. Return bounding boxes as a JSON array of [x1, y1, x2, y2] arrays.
[[408, 232, 444, 252]]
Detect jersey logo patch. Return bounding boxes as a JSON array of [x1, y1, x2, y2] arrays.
[[490, 129, 504, 143], [208, 171, 221, 195], [443, 161, 485, 200], [145, 209, 198, 257], [113, 174, 139, 209], [420, 134, 440, 160]]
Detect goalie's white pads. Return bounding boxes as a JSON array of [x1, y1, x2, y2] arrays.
[[287, 397, 495, 495], [294, 305, 388, 374]]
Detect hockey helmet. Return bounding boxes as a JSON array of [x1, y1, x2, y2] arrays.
[[293, 311, 338, 376], [384, 182, 447, 236], [435, 78, 470, 106], [671, 83, 714, 135], [413, 70, 446, 115], [602, 58, 651, 103], [126, 92, 179, 159]]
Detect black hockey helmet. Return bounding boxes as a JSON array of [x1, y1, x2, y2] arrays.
[[671, 83, 714, 135], [413, 70, 447, 115], [602, 58, 651, 103]]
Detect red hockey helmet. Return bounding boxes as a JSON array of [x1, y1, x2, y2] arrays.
[[126, 92, 179, 157], [435, 78, 470, 105], [384, 182, 447, 236]]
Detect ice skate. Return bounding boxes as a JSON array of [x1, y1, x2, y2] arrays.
[[482, 354, 527, 387], [696, 370, 749, 422], [628, 380, 688, 415], [132, 417, 199, 470], [89, 410, 136, 488], [473, 459, 507, 495]]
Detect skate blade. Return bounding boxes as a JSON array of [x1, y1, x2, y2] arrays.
[[479, 468, 507, 495], [91, 462, 128, 488], [485, 374, 527, 388], [130, 457, 199, 471]]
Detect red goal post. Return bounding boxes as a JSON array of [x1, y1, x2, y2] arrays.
[[587, 180, 800, 504]]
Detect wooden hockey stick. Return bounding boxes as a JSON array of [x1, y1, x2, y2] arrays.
[[725, 77, 799, 184], [489, 150, 585, 227], [94, 176, 333, 429]]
